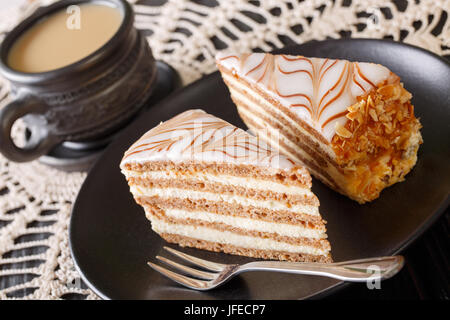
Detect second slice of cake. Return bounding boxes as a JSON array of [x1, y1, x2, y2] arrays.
[[217, 53, 423, 203], [120, 109, 331, 263]]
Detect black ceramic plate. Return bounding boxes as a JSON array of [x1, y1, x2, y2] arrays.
[[69, 39, 450, 300]]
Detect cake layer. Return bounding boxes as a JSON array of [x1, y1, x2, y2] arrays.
[[145, 207, 329, 247], [158, 208, 326, 238], [136, 196, 325, 227], [131, 186, 320, 217], [122, 161, 312, 187], [149, 216, 330, 258], [160, 233, 332, 263], [123, 170, 312, 194], [127, 177, 318, 206]]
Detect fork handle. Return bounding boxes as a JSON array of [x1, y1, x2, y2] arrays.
[[237, 256, 404, 282]]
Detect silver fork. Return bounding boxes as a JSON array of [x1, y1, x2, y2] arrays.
[[148, 246, 405, 291]]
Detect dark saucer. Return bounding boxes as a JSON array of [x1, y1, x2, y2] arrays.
[[33, 61, 180, 172]]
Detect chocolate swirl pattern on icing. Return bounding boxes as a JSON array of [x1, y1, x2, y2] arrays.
[[217, 53, 396, 141], [121, 109, 298, 170]]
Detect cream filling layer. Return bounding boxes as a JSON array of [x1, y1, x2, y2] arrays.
[[131, 186, 320, 216], [150, 217, 329, 256], [123, 170, 313, 197], [222, 73, 335, 157], [157, 208, 326, 238]]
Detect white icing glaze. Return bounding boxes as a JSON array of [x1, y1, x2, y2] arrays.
[[120, 109, 303, 171], [216, 52, 396, 141]]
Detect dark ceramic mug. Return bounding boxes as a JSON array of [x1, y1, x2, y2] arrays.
[[0, 0, 157, 162]]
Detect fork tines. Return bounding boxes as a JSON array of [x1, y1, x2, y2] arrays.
[[147, 246, 227, 290]]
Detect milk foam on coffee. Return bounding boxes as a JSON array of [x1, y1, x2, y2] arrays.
[[7, 3, 122, 73]]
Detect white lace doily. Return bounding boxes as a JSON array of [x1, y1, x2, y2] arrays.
[[0, 0, 449, 299]]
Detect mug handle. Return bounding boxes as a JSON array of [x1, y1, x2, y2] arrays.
[[0, 94, 60, 162]]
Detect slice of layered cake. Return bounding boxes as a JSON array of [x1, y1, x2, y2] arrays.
[[217, 53, 422, 203], [120, 109, 331, 262]]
